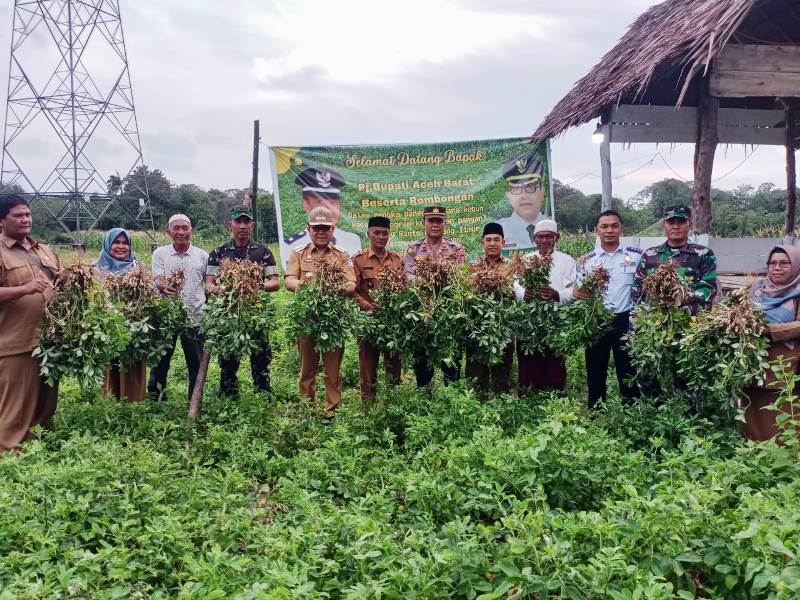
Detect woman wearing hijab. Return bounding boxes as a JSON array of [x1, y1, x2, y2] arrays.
[[94, 228, 147, 402], [746, 245, 800, 441]]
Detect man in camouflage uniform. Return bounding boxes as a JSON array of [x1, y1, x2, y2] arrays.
[[404, 206, 466, 386], [631, 205, 717, 314]]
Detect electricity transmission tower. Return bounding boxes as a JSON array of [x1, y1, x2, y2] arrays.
[[1, 0, 155, 248]]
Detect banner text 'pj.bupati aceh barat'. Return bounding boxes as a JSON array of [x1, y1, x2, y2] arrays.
[[269, 137, 552, 267]]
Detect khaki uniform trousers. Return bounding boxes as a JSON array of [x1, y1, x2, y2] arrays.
[[298, 336, 344, 415], [358, 340, 401, 401]]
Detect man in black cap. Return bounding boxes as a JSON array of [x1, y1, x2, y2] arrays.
[[206, 205, 280, 398], [280, 165, 361, 266], [465, 222, 514, 394], [497, 150, 546, 250], [404, 206, 466, 386], [353, 216, 404, 401]]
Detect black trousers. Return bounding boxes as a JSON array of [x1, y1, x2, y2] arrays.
[[413, 351, 461, 388], [219, 341, 272, 397], [147, 326, 204, 402], [585, 312, 638, 409]]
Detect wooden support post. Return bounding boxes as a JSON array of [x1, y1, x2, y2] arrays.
[[600, 124, 612, 211], [251, 119, 260, 241], [785, 104, 797, 243], [691, 78, 718, 234], [188, 348, 211, 420]]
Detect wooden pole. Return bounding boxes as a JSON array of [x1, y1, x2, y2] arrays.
[[600, 124, 612, 211], [691, 77, 718, 235], [784, 104, 797, 244], [251, 119, 260, 241], [188, 348, 211, 420]]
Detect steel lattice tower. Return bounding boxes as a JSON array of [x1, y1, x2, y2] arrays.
[[1, 0, 155, 247]]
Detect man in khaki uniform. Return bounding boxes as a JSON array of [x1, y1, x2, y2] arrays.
[[0, 194, 60, 452], [285, 206, 356, 417], [465, 222, 514, 394], [353, 216, 403, 401]]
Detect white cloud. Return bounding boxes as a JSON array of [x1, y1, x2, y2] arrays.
[[249, 0, 554, 84]]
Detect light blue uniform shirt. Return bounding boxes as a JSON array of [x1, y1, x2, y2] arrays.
[[576, 245, 642, 314]]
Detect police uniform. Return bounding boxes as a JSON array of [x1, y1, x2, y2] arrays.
[[286, 221, 357, 415], [404, 206, 466, 386], [353, 219, 404, 401], [631, 206, 717, 315], [208, 212, 279, 397], [280, 165, 362, 268], [497, 150, 547, 251], [576, 244, 643, 407], [464, 249, 514, 394]]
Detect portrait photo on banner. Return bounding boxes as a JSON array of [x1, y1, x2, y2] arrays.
[[269, 137, 553, 268]]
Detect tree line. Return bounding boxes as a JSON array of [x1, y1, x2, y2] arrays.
[[3, 165, 797, 242]]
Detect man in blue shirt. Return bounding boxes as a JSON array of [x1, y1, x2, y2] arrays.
[[574, 210, 641, 408]]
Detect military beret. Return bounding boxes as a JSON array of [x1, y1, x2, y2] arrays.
[[368, 216, 390, 228], [482, 222, 504, 237], [502, 151, 544, 185], [663, 205, 691, 220], [230, 205, 253, 220], [295, 166, 345, 199], [423, 206, 446, 218]]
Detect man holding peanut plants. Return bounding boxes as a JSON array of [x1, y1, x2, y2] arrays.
[[353, 216, 403, 401], [574, 210, 642, 408], [206, 205, 279, 398], [631, 205, 717, 314], [285, 206, 356, 417], [148, 214, 208, 403], [404, 206, 466, 387]]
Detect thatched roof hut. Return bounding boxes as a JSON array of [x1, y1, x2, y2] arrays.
[[535, 0, 800, 237]]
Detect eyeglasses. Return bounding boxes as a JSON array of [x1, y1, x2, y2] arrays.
[[507, 183, 542, 195], [311, 225, 332, 232], [767, 260, 792, 268]]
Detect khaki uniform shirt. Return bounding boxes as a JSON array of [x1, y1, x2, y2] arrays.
[[286, 242, 357, 285], [352, 248, 403, 308], [0, 234, 60, 357]]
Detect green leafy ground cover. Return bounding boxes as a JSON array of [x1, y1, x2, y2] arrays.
[[2, 236, 799, 598]]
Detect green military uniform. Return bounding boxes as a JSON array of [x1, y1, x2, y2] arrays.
[[631, 206, 717, 314]]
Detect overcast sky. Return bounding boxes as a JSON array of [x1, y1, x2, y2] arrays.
[[0, 0, 790, 201]]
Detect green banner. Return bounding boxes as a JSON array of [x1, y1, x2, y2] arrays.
[[270, 137, 552, 266]]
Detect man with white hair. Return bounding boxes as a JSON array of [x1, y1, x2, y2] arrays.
[[514, 219, 576, 391], [148, 214, 209, 402]]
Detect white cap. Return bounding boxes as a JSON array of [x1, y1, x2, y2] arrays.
[[168, 214, 191, 227], [533, 219, 558, 235]]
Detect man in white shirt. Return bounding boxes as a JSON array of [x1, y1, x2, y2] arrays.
[[147, 214, 209, 402], [514, 219, 575, 391], [496, 151, 546, 251]]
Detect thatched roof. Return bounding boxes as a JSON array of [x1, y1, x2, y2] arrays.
[[534, 0, 800, 141]]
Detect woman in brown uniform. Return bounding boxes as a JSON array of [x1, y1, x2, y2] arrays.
[[745, 245, 800, 441], [0, 195, 60, 452]]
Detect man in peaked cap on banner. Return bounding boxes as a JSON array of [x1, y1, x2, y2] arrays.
[[404, 206, 466, 387], [497, 150, 547, 251], [280, 165, 361, 265]]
